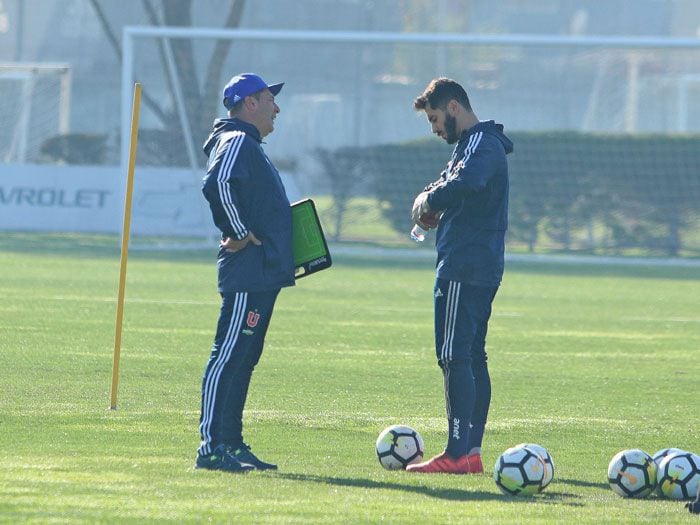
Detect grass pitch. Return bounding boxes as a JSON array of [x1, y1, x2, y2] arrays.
[[0, 233, 698, 523]]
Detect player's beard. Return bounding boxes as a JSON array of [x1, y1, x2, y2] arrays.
[[444, 113, 459, 144]]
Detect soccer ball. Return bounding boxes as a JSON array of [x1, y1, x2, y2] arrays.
[[375, 425, 424, 470], [656, 452, 700, 500], [494, 446, 546, 496], [652, 449, 688, 496], [652, 448, 688, 468], [607, 449, 656, 498], [515, 443, 555, 490]]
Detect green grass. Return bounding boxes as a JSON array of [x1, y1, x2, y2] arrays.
[[0, 233, 698, 523], [312, 195, 408, 245]]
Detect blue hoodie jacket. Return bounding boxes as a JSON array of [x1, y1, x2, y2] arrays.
[[426, 120, 513, 286], [202, 118, 295, 292]]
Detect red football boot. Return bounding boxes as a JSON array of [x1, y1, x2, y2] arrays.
[[406, 451, 482, 474], [466, 452, 484, 474]]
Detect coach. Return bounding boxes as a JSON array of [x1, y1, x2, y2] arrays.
[[195, 73, 294, 472]]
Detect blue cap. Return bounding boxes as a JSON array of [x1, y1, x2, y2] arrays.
[[222, 73, 284, 110]]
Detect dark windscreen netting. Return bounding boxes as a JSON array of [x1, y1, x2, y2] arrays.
[[359, 133, 700, 256], [507, 133, 700, 256]]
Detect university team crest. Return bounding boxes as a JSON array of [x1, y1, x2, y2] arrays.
[[246, 310, 260, 328]]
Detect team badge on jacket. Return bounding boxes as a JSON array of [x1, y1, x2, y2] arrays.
[[246, 311, 261, 328]]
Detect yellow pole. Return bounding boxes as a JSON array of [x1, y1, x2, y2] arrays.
[[110, 83, 142, 410]]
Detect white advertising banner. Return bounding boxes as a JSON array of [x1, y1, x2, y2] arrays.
[[0, 164, 212, 237]]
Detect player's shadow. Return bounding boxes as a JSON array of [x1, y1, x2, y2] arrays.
[[273, 472, 583, 506], [274, 472, 500, 501]]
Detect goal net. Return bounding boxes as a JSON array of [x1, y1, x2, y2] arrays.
[[0, 63, 71, 164], [124, 28, 700, 256]]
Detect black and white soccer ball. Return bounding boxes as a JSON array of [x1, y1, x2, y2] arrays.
[[652, 448, 688, 468], [657, 451, 700, 500], [607, 449, 657, 498], [494, 446, 546, 496], [375, 425, 424, 470], [514, 443, 555, 490]]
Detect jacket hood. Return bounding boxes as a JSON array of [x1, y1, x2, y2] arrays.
[[203, 118, 261, 156], [466, 120, 514, 154]]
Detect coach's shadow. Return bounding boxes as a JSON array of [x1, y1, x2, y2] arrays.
[[273, 472, 583, 506]]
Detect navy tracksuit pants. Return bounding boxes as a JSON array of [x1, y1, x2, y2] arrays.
[[198, 290, 279, 457], [434, 278, 498, 457]]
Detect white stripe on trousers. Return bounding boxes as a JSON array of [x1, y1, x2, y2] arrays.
[[440, 281, 461, 432], [443, 365, 452, 421], [440, 281, 461, 363], [199, 292, 248, 455]]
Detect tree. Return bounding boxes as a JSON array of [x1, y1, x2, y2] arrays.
[[315, 147, 370, 241], [88, 0, 247, 166]]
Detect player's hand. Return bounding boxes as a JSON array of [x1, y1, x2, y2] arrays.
[[411, 191, 432, 226], [221, 232, 262, 253], [418, 210, 442, 230]]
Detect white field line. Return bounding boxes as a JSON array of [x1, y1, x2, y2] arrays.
[[50, 295, 218, 305], [528, 330, 699, 340], [623, 316, 700, 323], [330, 244, 700, 267], [130, 241, 700, 268], [500, 350, 694, 359], [47, 295, 523, 318], [240, 410, 630, 430]]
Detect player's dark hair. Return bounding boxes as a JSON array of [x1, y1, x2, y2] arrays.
[[414, 78, 471, 112]]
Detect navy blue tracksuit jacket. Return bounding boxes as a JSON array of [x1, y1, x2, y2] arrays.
[[202, 118, 295, 293], [426, 120, 514, 286]]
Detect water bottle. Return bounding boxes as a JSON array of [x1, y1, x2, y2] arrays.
[[410, 224, 428, 242]]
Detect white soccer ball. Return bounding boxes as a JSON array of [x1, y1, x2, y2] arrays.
[[375, 425, 424, 470], [494, 446, 546, 496], [656, 451, 700, 500], [514, 443, 554, 490], [652, 448, 688, 468], [607, 449, 656, 498], [652, 448, 688, 496]]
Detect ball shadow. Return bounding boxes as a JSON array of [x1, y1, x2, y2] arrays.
[[557, 477, 610, 490]]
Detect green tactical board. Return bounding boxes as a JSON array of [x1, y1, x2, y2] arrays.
[[291, 199, 332, 279]]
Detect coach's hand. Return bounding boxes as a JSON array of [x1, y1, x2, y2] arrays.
[[411, 191, 432, 225], [221, 232, 262, 253]]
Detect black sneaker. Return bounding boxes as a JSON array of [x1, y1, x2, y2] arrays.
[[687, 484, 700, 514], [230, 443, 278, 470], [195, 444, 254, 473]]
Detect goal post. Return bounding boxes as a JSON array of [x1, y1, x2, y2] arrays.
[[0, 62, 71, 163], [121, 27, 700, 255]]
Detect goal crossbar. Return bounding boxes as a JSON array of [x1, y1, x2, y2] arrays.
[[120, 26, 700, 175]]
